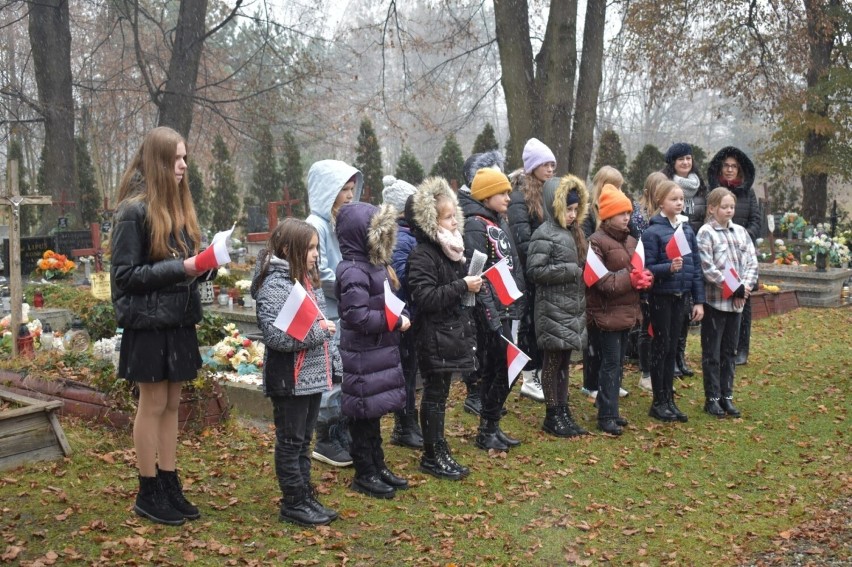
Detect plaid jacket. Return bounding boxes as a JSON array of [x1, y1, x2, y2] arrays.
[[697, 219, 758, 312]]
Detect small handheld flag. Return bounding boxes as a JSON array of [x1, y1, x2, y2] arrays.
[[721, 261, 742, 299], [631, 238, 645, 272], [273, 280, 319, 341], [384, 279, 406, 331], [483, 257, 523, 305], [195, 224, 235, 271], [665, 224, 692, 259], [503, 336, 531, 388], [583, 244, 609, 287]]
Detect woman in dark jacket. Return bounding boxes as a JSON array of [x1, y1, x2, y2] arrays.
[[526, 174, 589, 437], [406, 178, 481, 480], [111, 126, 210, 526], [706, 147, 761, 365], [336, 202, 410, 499], [662, 142, 710, 379]]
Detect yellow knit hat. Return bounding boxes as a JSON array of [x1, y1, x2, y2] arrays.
[[471, 169, 511, 201], [598, 184, 632, 220]]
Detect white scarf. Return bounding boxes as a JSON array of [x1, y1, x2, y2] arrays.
[[436, 227, 465, 262], [673, 173, 701, 199]]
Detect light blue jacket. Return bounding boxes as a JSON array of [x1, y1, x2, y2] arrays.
[[305, 160, 363, 319]]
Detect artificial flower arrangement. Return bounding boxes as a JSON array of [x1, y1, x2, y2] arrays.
[[34, 250, 76, 280], [804, 225, 851, 267], [0, 303, 45, 354], [773, 239, 799, 265], [234, 279, 252, 292], [779, 212, 807, 236], [205, 323, 264, 374]]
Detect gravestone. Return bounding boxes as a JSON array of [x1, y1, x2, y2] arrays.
[[2, 236, 54, 279], [246, 205, 266, 233], [55, 230, 93, 256]]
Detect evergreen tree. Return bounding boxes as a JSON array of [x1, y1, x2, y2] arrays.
[[430, 134, 465, 187], [249, 124, 283, 208], [187, 159, 210, 229], [354, 117, 383, 205], [690, 145, 708, 180], [280, 131, 308, 219], [395, 146, 425, 185], [7, 139, 40, 235], [627, 144, 665, 198], [75, 137, 100, 225], [592, 129, 628, 179], [472, 123, 499, 154], [210, 135, 242, 231]]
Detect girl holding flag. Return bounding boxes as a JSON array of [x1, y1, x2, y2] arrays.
[[252, 219, 341, 526], [642, 180, 705, 423], [335, 202, 411, 499], [696, 188, 757, 418], [584, 186, 653, 435], [462, 168, 526, 451]]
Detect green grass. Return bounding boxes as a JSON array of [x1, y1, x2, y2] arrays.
[[1, 307, 850, 565]]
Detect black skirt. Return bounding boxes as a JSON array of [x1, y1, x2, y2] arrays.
[[118, 326, 202, 383]]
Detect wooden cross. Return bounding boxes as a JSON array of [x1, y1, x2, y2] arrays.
[[247, 188, 303, 244], [71, 223, 104, 273], [2, 160, 52, 356]]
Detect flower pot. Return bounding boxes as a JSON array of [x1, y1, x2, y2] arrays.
[[217, 292, 230, 306], [815, 252, 827, 272]]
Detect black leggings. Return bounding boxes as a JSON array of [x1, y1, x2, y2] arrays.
[[540, 350, 571, 407]]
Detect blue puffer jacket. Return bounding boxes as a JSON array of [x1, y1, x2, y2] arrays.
[[641, 214, 705, 303], [390, 219, 417, 320]]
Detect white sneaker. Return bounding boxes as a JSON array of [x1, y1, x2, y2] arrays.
[[639, 375, 652, 392], [619, 387, 629, 398], [520, 371, 545, 402], [580, 387, 598, 400]]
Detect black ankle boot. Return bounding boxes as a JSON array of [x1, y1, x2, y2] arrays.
[[135, 475, 185, 526], [279, 490, 334, 526], [495, 422, 520, 447], [597, 419, 623, 436], [379, 467, 409, 490], [351, 474, 395, 499], [158, 468, 200, 520], [437, 440, 469, 477], [475, 419, 509, 451], [719, 397, 741, 417], [704, 398, 726, 417], [307, 484, 338, 521], [562, 405, 589, 436], [667, 395, 689, 423], [390, 411, 423, 449], [649, 393, 677, 422], [542, 406, 573, 437], [420, 444, 463, 480]]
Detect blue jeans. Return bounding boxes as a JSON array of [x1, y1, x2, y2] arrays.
[[271, 393, 322, 496], [588, 326, 627, 421]]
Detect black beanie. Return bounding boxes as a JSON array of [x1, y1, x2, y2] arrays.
[[665, 142, 692, 165]]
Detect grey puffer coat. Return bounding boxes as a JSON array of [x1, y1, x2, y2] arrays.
[[405, 178, 477, 375], [335, 202, 406, 420], [251, 255, 338, 397], [526, 175, 589, 351]]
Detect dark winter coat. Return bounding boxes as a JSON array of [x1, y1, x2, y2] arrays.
[[335, 202, 406, 420], [462, 194, 527, 331], [111, 195, 207, 331], [586, 223, 641, 332], [526, 175, 588, 351], [706, 147, 761, 242], [507, 173, 543, 269], [390, 219, 417, 318], [641, 214, 706, 303], [405, 178, 477, 375], [251, 256, 338, 397]]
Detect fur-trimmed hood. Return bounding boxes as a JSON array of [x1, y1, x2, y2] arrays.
[[336, 202, 398, 266], [707, 146, 755, 192], [541, 174, 589, 229], [405, 177, 464, 245]]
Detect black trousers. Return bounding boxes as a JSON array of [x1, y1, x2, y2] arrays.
[[587, 326, 627, 421], [348, 417, 385, 477], [399, 331, 418, 414], [737, 296, 752, 355], [649, 294, 689, 397], [272, 393, 322, 496], [479, 320, 513, 421], [701, 305, 741, 399]]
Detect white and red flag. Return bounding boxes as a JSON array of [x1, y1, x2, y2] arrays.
[[482, 257, 523, 306], [665, 224, 692, 259], [631, 238, 645, 272], [384, 279, 406, 331], [273, 280, 319, 342], [195, 224, 235, 271], [503, 336, 531, 388], [583, 244, 609, 287], [721, 260, 742, 299]]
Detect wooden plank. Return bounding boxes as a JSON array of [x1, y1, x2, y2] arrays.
[[0, 418, 55, 457], [0, 444, 65, 472], [0, 387, 63, 411], [47, 411, 72, 456]]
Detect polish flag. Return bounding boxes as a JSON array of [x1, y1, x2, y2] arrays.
[[665, 224, 692, 259], [273, 280, 319, 341], [631, 239, 645, 272], [483, 258, 523, 306], [648, 323, 654, 338], [583, 244, 609, 287], [503, 336, 531, 388], [195, 224, 235, 271], [721, 260, 742, 299], [384, 279, 406, 331]]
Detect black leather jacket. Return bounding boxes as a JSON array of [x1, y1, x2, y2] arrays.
[[110, 199, 204, 330]]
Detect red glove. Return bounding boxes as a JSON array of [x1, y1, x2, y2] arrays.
[[629, 269, 646, 290], [640, 269, 654, 289]]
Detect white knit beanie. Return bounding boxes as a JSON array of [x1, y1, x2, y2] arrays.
[[382, 175, 417, 212]]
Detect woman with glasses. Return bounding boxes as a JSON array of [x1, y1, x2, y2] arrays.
[[706, 147, 762, 366]]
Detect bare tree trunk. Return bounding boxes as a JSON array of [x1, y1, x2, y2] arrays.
[[800, 0, 836, 224], [28, 0, 77, 229], [493, 0, 539, 168], [568, 0, 606, 180], [537, 0, 578, 168], [157, 0, 209, 138]]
